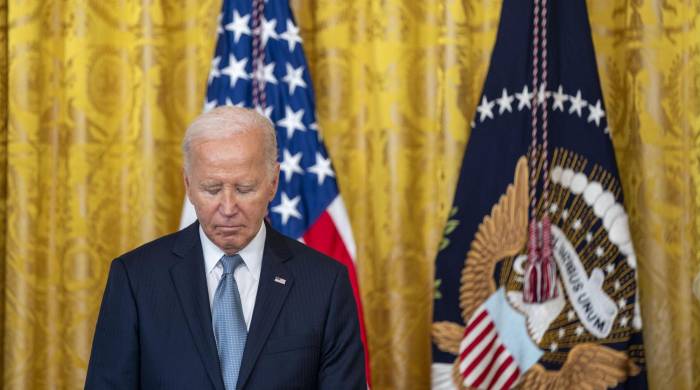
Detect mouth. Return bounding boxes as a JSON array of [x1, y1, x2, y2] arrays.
[[216, 225, 244, 233]]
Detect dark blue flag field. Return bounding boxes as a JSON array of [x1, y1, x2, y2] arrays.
[[431, 1, 647, 389]]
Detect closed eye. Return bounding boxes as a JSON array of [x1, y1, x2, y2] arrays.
[[202, 186, 221, 195]]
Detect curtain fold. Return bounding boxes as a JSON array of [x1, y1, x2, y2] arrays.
[[291, 1, 502, 388], [1, 0, 697, 389], [588, 2, 700, 389], [0, 0, 6, 383], [3, 1, 218, 388]]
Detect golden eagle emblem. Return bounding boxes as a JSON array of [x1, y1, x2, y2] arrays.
[[432, 156, 640, 389]]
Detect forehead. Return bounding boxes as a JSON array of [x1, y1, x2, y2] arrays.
[[189, 134, 267, 176]]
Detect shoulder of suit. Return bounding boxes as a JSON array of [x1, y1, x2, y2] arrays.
[[113, 228, 185, 269]]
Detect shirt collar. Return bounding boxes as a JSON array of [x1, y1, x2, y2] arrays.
[[199, 222, 266, 281]]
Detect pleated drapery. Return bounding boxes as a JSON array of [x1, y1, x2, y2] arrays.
[[0, 1, 697, 389]]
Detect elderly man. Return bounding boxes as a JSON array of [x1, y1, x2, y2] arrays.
[[86, 107, 365, 389]]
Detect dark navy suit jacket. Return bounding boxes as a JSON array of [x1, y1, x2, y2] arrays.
[[85, 222, 365, 389]]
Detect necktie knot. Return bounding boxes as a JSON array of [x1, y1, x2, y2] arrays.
[[221, 254, 243, 275]]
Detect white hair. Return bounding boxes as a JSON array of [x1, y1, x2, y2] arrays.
[[182, 106, 278, 174]]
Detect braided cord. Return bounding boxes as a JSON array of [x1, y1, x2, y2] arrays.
[[251, 0, 267, 109]]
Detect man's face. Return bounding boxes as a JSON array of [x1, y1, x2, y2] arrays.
[[184, 130, 279, 254]]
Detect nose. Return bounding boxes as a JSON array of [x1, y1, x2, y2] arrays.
[[219, 189, 238, 217]]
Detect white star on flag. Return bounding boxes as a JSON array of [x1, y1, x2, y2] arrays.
[[208, 56, 221, 84], [476, 95, 495, 122], [605, 263, 615, 274], [572, 218, 582, 230], [225, 11, 251, 43], [252, 61, 277, 84], [271, 192, 302, 225], [255, 104, 274, 119], [260, 17, 278, 46], [221, 55, 249, 88], [308, 152, 335, 185], [619, 315, 630, 327], [203, 99, 218, 112], [283, 63, 307, 94], [225, 97, 244, 107], [575, 325, 584, 336], [618, 298, 627, 309], [587, 99, 605, 126], [515, 85, 533, 110], [280, 19, 302, 51], [277, 106, 305, 139], [280, 149, 304, 182], [496, 88, 514, 114], [568, 90, 588, 117], [551, 85, 568, 111]]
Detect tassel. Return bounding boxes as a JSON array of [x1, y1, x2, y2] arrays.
[[539, 215, 558, 300], [523, 217, 558, 303], [523, 219, 540, 303]]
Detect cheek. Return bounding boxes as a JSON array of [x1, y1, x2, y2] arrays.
[[247, 196, 272, 216], [193, 197, 218, 216]]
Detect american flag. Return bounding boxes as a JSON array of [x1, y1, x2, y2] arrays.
[[457, 289, 541, 390], [179, 0, 370, 382], [459, 309, 520, 390]]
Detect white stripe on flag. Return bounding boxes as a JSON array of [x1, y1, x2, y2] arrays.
[[463, 333, 501, 385], [491, 360, 519, 390], [459, 326, 496, 374], [327, 196, 357, 260], [459, 307, 490, 353], [475, 346, 511, 389]]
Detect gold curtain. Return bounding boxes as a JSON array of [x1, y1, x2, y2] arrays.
[[1, 0, 698, 389], [587, 2, 700, 389], [2, 0, 219, 387]]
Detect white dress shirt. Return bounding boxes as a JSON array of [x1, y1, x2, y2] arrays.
[[199, 223, 266, 330]]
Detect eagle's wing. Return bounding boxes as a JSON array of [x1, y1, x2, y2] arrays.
[[459, 157, 529, 321], [518, 343, 641, 389], [431, 321, 465, 355]]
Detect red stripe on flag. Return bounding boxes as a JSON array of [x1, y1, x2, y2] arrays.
[[464, 332, 498, 376], [464, 309, 488, 335], [303, 210, 371, 384], [500, 366, 521, 390], [487, 355, 517, 390], [460, 321, 495, 361], [472, 344, 506, 388]]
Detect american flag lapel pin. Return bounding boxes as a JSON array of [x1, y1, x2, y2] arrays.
[[274, 276, 286, 285]]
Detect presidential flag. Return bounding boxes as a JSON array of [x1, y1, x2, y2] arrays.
[[179, 0, 370, 382], [431, 1, 647, 389]]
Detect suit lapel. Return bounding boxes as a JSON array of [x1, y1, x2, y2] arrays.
[[237, 226, 294, 389], [169, 223, 225, 390]]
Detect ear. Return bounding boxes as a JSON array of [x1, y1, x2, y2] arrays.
[[183, 168, 192, 201], [269, 162, 280, 201]]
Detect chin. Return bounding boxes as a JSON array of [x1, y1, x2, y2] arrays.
[[216, 240, 241, 252]]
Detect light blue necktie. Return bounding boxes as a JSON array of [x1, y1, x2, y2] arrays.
[[212, 254, 247, 390]]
